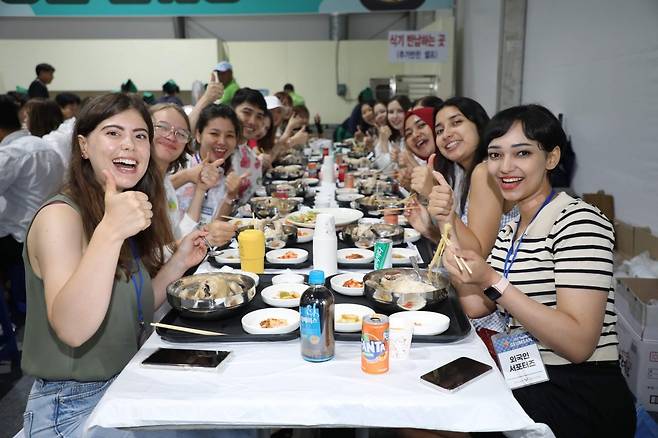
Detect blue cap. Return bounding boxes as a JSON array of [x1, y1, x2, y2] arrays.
[[308, 270, 325, 285], [214, 61, 232, 72]]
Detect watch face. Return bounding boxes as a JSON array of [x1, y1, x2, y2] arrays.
[[484, 286, 502, 302]]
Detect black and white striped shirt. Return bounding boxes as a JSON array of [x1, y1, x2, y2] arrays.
[[488, 192, 618, 365]]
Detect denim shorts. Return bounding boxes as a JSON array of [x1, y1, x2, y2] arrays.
[[23, 377, 115, 437]]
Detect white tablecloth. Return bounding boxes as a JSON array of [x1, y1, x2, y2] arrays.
[[85, 331, 553, 437]]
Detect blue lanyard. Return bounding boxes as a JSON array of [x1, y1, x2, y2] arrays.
[[501, 190, 555, 332], [127, 239, 144, 326], [502, 190, 556, 278], [194, 152, 201, 164]]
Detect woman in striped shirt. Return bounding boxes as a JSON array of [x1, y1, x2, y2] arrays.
[[445, 104, 635, 437]]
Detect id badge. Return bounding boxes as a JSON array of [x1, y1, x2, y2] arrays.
[[492, 329, 549, 389]]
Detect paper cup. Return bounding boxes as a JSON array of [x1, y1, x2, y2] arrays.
[[389, 318, 413, 360]]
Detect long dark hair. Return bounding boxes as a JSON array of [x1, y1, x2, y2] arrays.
[[434, 97, 490, 213], [388, 94, 411, 142], [66, 93, 173, 278], [196, 103, 242, 175]]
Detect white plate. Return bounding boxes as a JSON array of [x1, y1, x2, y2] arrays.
[[213, 249, 241, 264], [296, 228, 314, 243], [337, 248, 374, 265], [336, 188, 359, 195], [358, 217, 382, 225], [330, 273, 366, 296], [334, 303, 375, 332], [303, 177, 319, 186], [272, 272, 305, 284], [241, 308, 300, 335], [286, 208, 363, 229], [389, 311, 450, 336], [260, 283, 308, 308], [229, 218, 258, 229], [404, 228, 421, 244], [336, 193, 365, 203], [391, 248, 417, 265], [265, 248, 309, 265]]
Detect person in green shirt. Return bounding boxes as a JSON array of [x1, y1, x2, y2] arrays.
[[215, 61, 240, 105], [283, 83, 305, 107]]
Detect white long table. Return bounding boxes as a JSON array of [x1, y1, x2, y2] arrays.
[[85, 179, 553, 437], [85, 329, 553, 437]]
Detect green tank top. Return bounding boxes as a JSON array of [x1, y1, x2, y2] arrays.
[[21, 194, 155, 382]]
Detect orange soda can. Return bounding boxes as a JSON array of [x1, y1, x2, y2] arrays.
[[383, 208, 399, 225], [344, 173, 355, 189], [361, 314, 389, 374]]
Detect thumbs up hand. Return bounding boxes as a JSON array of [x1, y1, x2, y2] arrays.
[[199, 156, 224, 190], [102, 169, 153, 241], [410, 153, 437, 198], [427, 169, 455, 227]]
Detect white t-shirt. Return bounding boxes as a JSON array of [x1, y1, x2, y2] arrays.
[[175, 153, 228, 225]]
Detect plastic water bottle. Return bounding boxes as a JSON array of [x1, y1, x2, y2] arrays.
[[312, 213, 338, 276], [300, 270, 335, 362]]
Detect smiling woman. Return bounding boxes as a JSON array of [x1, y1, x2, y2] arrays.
[[20, 93, 210, 437], [442, 104, 636, 436]]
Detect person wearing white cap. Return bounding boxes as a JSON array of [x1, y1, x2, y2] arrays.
[[214, 61, 240, 105], [264, 95, 283, 128]]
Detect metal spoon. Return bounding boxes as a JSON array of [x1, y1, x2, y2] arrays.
[[409, 255, 423, 282], [201, 235, 222, 258]]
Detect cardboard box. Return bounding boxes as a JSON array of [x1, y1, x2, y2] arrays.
[[615, 278, 658, 411], [616, 278, 658, 340], [616, 313, 658, 412], [583, 190, 615, 222], [614, 220, 658, 261]]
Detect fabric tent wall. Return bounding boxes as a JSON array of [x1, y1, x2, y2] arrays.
[[522, 0, 658, 233]]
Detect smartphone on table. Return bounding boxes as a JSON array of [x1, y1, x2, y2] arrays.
[[420, 357, 492, 392], [141, 348, 231, 371]]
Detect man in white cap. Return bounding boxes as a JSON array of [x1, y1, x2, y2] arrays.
[[264, 95, 283, 130], [215, 61, 240, 105]]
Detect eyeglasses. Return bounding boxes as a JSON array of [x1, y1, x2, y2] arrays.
[[154, 121, 190, 143]]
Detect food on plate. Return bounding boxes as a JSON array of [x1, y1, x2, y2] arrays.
[[342, 279, 364, 288], [260, 318, 288, 328], [337, 314, 361, 324], [298, 229, 311, 237], [392, 252, 407, 259], [277, 291, 301, 299], [366, 273, 435, 295], [178, 274, 246, 300], [345, 253, 365, 260], [278, 250, 300, 260], [289, 211, 318, 224]]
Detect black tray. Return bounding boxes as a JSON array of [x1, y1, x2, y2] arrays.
[[332, 288, 471, 343], [156, 285, 300, 343], [157, 268, 471, 344], [206, 234, 433, 272], [208, 256, 312, 271]]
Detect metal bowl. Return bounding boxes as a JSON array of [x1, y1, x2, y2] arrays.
[[363, 268, 451, 313], [274, 153, 306, 167], [167, 272, 256, 320], [265, 180, 306, 198], [249, 197, 301, 219], [357, 179, 396, 196], [270, 165, 304, 180], [341, 223, 405, 247], [355, 195, 403, 215]]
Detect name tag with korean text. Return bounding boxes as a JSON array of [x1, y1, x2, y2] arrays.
[[492, 330, 549, 389]]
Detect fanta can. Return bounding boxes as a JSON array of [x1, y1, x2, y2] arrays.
[[361, 314, 389, 374]]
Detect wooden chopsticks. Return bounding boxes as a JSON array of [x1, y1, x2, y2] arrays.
[[151, 322, 227, 336]]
